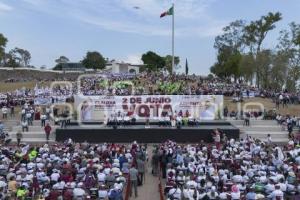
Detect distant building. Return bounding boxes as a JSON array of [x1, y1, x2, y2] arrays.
[[61, 63, 85, 71], [59, 60, 144, 73], [105, 60, 144, 74]]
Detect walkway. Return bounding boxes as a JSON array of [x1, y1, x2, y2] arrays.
[[133, 145, 161, 200]]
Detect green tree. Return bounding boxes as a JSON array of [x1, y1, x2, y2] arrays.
[[10, 47, 31, 67], [53, 55, 70, 71], [277, 22, 300, 92], [81, 51, 106, 70], [141, 51, 165, 71], [270, 52, 289, 91], [243, 12, 282, 87], [53, 64, 63, 70], [256, 49, 273, 89], [55, 56, 69, 64], [0, 33, 8, 65], [5, 52, 20, 68], [214, 20, 246, 52], [211, 47, 242, 81], [240, 53, 255, 84], [164, 55, 180, 73], [211, 20, 245, 81]]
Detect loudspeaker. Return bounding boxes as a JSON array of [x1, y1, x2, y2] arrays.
[[113, 125, 118, 129], [176, 123, 181, 129]]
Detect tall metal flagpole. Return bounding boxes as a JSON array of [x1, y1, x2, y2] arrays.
[[172, 3, 175, 74]]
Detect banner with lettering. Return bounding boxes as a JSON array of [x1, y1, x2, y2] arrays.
[[75, 95, 223, 122]]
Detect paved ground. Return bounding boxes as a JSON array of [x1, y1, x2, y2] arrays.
[[132, 145, 161, 200]]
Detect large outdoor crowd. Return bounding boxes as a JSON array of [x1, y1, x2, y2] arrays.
[[155, 135, 300, 200], [0, 71, 300, 200], [0, 72, 299, 109], [0, 139, 147, 200]]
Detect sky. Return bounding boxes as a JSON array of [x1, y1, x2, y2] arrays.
[[0, 0, 300, 75]]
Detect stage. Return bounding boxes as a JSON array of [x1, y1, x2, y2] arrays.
[[55, 121, 240, 143]]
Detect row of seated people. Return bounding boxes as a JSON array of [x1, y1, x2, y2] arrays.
[[105, 111, 203, 127], [0, 139, 147, 200], [154, 138, 300, 200]]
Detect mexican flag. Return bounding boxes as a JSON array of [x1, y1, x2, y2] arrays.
[[160, 6, 173, 18]]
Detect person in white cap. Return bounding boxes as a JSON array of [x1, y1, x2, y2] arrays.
[[267, 185, 284, 200], [73, 182, 86, 200]]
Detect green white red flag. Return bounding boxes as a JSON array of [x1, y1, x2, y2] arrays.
[[160, 6, 174, 18]]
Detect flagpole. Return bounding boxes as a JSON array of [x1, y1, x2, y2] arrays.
[[172, 3, 175, 74]]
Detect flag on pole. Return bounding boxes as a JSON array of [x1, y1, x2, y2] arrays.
[[185, 58, 189, 75], [160, 6, 174, 18]]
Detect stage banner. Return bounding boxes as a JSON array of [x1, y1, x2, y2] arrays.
[[74, 95, 224, 122]]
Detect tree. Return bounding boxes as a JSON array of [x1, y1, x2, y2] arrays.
[[5, 52, 19, 68], [211, 45, 242, 81], [9, 47, 31, 67], [270, 52, 289, 91], [0, 33, 8, 65], [141, 51, 165, 71], [214, 20, 246, 52], [164, 55, 180, 73], [81, 51, 106, 70], [243, 12, 282, 87], [53, 64, 63, 71], [277, 22, 300, 92], [256, 49, 273, 89], [53, 55, 69, 71], [212, 20, 246, 81], [55, 56, 69, 64], [239, 53, 255, 84]]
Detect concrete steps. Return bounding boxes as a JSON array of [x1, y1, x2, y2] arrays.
[[235, 125, 282, 132], [229, 120, 289, 144], [241, 131, 288, 139], [9, 131, 55, 139], [11, 138, 56, 143], [12, 126, 44, 132], [228, 120, 278, 126]]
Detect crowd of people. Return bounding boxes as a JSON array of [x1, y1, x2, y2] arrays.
[[152, 135, 300, 200], [0, 139, 147, 200], [0, 72, 299, 111]]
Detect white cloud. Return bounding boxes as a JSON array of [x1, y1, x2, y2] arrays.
[[123, 54, 143, 65], [19, 0, 227, 38], [0, 2, 13, 12]]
